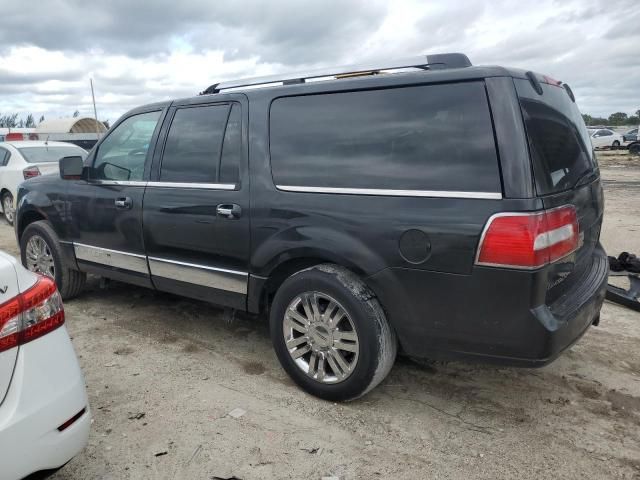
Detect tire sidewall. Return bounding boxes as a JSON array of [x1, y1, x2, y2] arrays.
[[270, 268, 383, 401], [20, 221, 67, 291]]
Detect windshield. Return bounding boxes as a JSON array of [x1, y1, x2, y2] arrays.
[[515, 78, 596, 195], [18, 145, 87, 164]]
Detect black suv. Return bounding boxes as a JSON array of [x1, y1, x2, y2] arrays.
[[15, 53, 607, 401]]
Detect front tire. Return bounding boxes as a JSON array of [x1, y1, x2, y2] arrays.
[[270, 264, 397, 401], [630, 143, 640, 156], [2, 192, 14, 225], [20, 221, 86, 299]]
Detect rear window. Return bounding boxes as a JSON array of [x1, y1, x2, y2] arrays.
[[269, 82, 501, 194], [19, 145, 86, 163], [515, 79, 595, 195]]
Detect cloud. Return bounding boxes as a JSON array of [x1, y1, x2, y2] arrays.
[[0, 0, 637, 122]]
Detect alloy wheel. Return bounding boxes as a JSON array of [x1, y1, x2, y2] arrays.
[[2, 195, 13, 224], [282, 292, 359, 384], [25, 235, 56, 278]]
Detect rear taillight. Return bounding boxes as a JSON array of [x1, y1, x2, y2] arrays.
[[476, 205, 579, 270], [0, 276, 64, 353], [23, 166, 41, 180]]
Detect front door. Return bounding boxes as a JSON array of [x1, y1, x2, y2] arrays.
[[73, 109, 165, 287], [143, 96, 250, 309]]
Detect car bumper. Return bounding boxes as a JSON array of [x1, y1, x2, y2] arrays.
[[0, 326, 90, 480], [367, 245, 608, 366]]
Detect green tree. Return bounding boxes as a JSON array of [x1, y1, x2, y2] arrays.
[[38, 115, 45, 124], [72, 110, 80, 118], [608, 112, 628, 125], [24, 114, 35, 128]]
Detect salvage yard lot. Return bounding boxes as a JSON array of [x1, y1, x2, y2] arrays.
[[2, 152, 639, 480]]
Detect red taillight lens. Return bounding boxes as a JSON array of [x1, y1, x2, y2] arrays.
[[0, 276, 64, 353], [23, 166, 41, 180], [476, 205, 579, 269]]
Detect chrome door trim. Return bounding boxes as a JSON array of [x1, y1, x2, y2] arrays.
[[146, 181, 237, 190], [148, 256, 248, 294], [90, 180, 148, 187], [73, 242, 149, 274], [275, 185, 502, 200]]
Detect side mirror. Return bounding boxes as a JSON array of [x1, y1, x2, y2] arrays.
[[59, 156, 84, 180]]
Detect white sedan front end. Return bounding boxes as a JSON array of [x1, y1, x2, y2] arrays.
[[0, 251, 89, 480]]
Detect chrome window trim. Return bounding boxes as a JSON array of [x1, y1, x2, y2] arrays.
[[148, 256, 247, 294], [73, 242, 149, 274], [275, 185, 502, 200], [147, 181, 237, 190], [90, 180, 148, 187]]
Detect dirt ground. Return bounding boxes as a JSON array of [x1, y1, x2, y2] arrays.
[[2, 152, 639, 480]]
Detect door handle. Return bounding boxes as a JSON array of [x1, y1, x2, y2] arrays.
[[115, 197, 132, 209], [216, 203, 242, 219]]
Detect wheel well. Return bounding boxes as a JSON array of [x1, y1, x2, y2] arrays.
[[17, 211, 46, 240], [260, 257, 365, 313], [0, 188, 10, 200]]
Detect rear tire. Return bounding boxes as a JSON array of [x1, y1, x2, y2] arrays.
[[20, 220, 86, 299], [270, 264, 397, 401], [2, 192, 14, 225], [612, 140, 620, 148]]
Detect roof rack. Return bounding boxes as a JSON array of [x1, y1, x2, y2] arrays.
[[201, 53, 471, 95]]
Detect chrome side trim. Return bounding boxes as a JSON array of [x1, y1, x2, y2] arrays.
[[146, 182, 236, 190], [148, 256, 247, 294], [73, 243, 149, 274], [276, 185, 502, 200], [90, 180, 148, 187]]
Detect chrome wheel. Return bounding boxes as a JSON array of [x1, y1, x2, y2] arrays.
[[2, 195, 13, 224], [25, 235, 56, 278], [283, 292, 359, 384]]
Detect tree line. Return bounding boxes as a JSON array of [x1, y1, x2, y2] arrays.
[[583, 110, 640, 127], [0, 111, 110, 129]]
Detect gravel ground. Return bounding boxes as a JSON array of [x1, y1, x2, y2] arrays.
[[2, 153, 639, 480]]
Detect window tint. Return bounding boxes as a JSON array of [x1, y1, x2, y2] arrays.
[[160, 105, 229, 183], [515, 79, 595, 195], [269, 82, 501, 192], [601, 130, 613, 136], [93, 111, 161, 181], [219, 104, 241, 184]]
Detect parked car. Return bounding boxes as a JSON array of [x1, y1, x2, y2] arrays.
[[623, 127, 638, 142], [14, 53, 607, 401], [588, 128, 623, 148], [0, 141, 87, 225], [0, 250, 90, 479]]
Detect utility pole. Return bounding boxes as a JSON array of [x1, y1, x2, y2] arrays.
[[90, 78, 101, 137]]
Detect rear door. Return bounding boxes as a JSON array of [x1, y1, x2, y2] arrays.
[[73, 109, 165, 287], [515, 78, 604, 302], [143, 96, 250, 309]]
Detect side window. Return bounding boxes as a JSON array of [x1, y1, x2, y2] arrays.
[[269, 82, 501, 193], [159, 103, 240, 185], [0, 149, 9, 166], [602, 130, 613, 137], [93, 111, 161, 181], [219, 104, 242, 184]]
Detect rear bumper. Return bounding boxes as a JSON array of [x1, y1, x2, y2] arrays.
[[367, 245, 608, 366], [0, 326, 90, 480]]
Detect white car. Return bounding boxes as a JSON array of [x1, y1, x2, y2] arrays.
[[0, 141, 87, 225], [0, 251, 90, 479], [588, 128, 624, 149]]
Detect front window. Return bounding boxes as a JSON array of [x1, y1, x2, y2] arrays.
[[93, 111, 161, 181], [19, 146, 86, 163]]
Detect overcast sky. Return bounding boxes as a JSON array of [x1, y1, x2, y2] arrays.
[[0, 0, 638, 124]]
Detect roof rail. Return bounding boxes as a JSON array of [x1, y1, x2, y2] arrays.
[[201, 53, 471, 94]]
